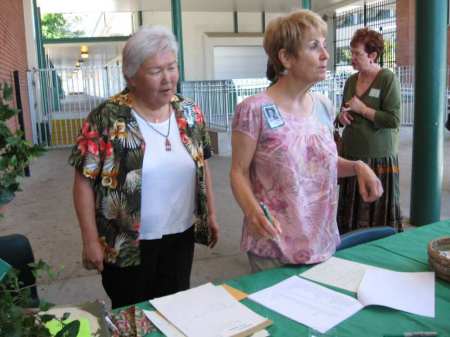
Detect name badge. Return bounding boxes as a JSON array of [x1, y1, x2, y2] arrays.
[[262, 104, 284, 129], [369, 88, 380, 98], [183, 105, 195, 127]]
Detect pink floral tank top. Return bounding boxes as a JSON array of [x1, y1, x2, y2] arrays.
[[232, 91, 340, 264]]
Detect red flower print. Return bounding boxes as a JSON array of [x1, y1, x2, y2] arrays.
[[180, 131, 190, 144], [193, 106, 204, 124], [133, 222, 140, 231], [77, 121, 100, 156], [177, 117, 188, 130], [99, 139, 113, 157]]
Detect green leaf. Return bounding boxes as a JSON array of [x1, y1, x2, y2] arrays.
[[39, 300, 55, 312], [54, 320, 80, 337], [2, 83, 13, 101], [61, 312, 71, 321], [40, 314, 55, 323]]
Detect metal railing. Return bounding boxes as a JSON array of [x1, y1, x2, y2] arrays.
[[28, 65, 441, 147]]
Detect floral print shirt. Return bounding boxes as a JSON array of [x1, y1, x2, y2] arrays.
[[69, 90, 212, 267], [232, 92, 340, 264]]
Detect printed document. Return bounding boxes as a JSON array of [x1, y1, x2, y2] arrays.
[[150, 283, 271, 337], [248, 276, 363, 333]]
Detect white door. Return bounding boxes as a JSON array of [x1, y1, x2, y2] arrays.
[[213, 46, 267, 79]]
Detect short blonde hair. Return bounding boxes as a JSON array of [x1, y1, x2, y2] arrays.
[[264, 10, 327, 80]]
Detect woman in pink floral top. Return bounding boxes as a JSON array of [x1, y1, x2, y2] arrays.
[[230, 10, 383, 272]]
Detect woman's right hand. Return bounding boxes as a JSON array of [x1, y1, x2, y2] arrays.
[[82, 240, 104, 272], [338, 110, 354, 126], [246, 209, 282, 239]]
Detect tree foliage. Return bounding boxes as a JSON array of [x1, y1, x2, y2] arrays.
[[41, 13, 84, 39]]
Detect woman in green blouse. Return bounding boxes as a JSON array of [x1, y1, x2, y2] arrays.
[[337, 28, 402, 234]]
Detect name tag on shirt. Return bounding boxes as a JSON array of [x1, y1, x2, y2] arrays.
[[183, 105, 195, 127], [369, 88, 380, 98], [262, 104, 284, 129]]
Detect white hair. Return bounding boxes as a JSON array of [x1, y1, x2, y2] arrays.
[[122, 25, 179, 79]]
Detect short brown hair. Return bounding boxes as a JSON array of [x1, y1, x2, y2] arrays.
[[263, 10, 327, 80], [350, 28, 384, 62]]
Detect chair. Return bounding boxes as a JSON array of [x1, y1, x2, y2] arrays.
[[336, 226, 397, 251], [0, 234, 39, 306]]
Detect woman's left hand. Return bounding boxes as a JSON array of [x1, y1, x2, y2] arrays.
[[354, 161, 384, 202], [343, 96, 367, 116], [208, 216, 219, 248]]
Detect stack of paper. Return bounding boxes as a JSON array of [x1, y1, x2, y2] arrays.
[[143, 311, 270, 337], [149, 283, 271, 337]]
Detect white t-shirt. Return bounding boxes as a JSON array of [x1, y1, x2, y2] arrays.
[[132, 110, 196, 240]]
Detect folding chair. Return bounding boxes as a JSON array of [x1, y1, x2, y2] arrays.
[[336, 226, 397, 251]]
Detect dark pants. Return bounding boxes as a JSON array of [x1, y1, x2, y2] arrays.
[[101, 226, 194, 309]]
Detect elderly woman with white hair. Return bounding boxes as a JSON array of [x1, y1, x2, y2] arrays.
[[70, 26, 219, 308]]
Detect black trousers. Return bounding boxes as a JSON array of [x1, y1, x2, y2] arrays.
[[101, 226, 194, 309]]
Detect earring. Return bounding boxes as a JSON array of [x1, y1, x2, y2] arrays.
[[280, 69, 288, 76]]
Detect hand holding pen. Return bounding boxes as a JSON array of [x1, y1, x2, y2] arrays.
[[245, 202, 282, 240]]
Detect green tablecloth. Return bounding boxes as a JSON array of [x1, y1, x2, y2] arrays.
[[139, 221, 450, 337]]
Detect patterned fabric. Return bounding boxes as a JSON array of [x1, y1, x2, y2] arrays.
[[337, 155, 403, 234], [69, 89, 212, 267], [110, 305, 156, 337], [232, 92, 340, 265]]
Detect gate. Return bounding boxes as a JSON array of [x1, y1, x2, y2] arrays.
[[27, 65, 125, 147], [333, 0, 397, 72]]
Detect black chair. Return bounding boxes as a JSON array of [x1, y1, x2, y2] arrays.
[[336, 226, 397, 251], [0, 234, 39, 306]]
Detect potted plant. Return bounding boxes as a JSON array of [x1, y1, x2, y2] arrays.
[[0, 81, 45, 214], [0, 81, 79, 336], [0, 259, 80, 337]]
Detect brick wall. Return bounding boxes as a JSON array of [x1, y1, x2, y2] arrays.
[[0, 0, 31, 138], [397, 0, 450, 67], [396, 0, 415, 66]]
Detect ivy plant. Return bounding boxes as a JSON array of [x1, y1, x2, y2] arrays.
[[0, 82, 45, 211], [0, 260, 79, 337]]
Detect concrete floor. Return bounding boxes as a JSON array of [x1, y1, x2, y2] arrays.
[[1, 127, 450, 307]]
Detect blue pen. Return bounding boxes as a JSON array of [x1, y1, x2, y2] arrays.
[[259, 202, 279, 240]]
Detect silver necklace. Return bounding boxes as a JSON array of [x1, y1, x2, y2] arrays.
[[135, 105, 172, 151]]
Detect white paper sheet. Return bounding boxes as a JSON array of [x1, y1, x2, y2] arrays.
[[150, 283, 270, 337], [248, 276, 363, 334], [300, 257, 379, 292], [357, 269, 435, 317], [144, 310, 187, 337]]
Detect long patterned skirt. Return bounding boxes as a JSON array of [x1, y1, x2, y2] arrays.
[[337, 155, 403, 234]]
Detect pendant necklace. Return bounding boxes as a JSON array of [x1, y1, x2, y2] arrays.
[[136, 104, 172, 151]]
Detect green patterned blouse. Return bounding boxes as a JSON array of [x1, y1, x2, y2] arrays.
[[69, 90, 212, 267]]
